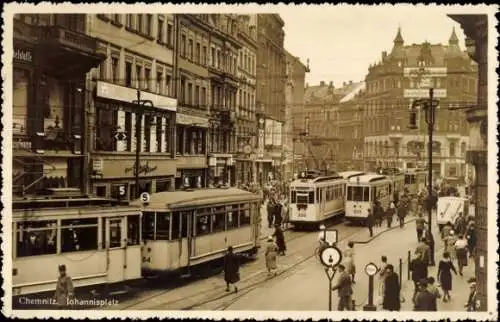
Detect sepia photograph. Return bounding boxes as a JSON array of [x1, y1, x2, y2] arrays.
[[1, 3, 498, 320]]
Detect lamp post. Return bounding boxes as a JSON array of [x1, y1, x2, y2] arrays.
[[409, 88, 438, 266], [132, 90, 154, 199]]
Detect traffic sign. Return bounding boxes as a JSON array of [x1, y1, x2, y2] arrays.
[[318, 229, 338, 245], [140, 192, 150, 203], [404, 89, 447, 98], [320, 246, 342, 268], [365, 262, 379, 276]]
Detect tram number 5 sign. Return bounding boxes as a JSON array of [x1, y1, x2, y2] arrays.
[[140, 192, 150, 203]]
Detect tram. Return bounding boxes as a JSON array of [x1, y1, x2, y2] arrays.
[[12, 188, 142, 297], [345, 173, 392, 225], [289, 170, 346, 229], [338, 171, 366, 180], [133, 188, 261, 275], [377, 167, 405, 198], [404, 168, 428, 196]]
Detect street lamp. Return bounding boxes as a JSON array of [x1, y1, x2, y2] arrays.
[[409, 88, 438, 266]]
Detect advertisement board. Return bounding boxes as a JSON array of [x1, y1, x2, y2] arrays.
[[273, 121, 282, 147]]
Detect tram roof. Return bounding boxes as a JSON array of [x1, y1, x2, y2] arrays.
[[131, 188, 261, 211], [347, 173, 389, 184], [291, 175, 343, 185], [338, 171, 366, 179]]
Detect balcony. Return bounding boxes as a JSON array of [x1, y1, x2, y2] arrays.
[[40, 25, 105, 76]]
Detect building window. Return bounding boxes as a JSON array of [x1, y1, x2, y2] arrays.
[[188, 39, 194, 61], [166, 75, 172, 96], [112, 14, 121, 25], [156, 117, 163, 152], [126, 14, 133, 29], [156, 70, 163, 94], [187, 83, 193, 105], [157, 17, 164, 42], [181, 35, 186, 57], [201, 87, 206, 107], [211, 47, 216, 67], [144, 67, 151, 90], [125, 61, 132, 87], [146, 14, 153, 37], [111, 57, 119, 83], [180, 78, 185, 104], [137, 14, 144, 33], [13, 68, 29, 136], [144, 115, 152, 152], [135, 64, 142, 89], [196, 42, 201, 64], [96, 106, 116, 151], [195, 85, 200, 106], [449, 141, 456, 157], [202, 46, 207, 65], [167, 23, 173, 47]]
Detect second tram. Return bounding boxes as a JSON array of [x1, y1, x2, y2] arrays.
[[404, 168, 428, 196]]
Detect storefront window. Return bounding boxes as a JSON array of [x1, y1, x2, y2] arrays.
[[155, 179, 171, 193], [16, 221, 57, 257], [155, 212, 171, 240], [13, 68, 29, 136], [127, 215, 140, 245], [96, 106, 117, 151], [61, 218, 98, 253]]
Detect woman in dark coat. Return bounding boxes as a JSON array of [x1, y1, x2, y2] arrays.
[[437, 251, 457, 302], [383, 264, 401, 311], [223, 246, 241, 292], [273, 224, 286, 255]]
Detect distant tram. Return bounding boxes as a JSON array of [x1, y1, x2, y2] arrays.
[[404, 168, 428, 196], [133, 188, 261, 275], [289, 170, 346, 229], [12, 189, 142, 297], [345, 173, 393, 225]]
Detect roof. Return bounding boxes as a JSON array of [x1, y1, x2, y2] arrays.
[[347, 173, 389, 184], [305, 81, 364, 104], [339, 82, 366, 103], [338, 171, 366, 179], [131, 188, 261, 211]]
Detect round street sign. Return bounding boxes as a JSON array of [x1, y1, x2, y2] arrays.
[[320, 246, 342, 268], [365, 262, 378, 276]]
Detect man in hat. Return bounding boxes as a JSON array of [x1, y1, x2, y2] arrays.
[[413, 278, 434, 311], [331, 264, 353, 311], [465, 277, 478, 311], [54, 264, 74, 308]]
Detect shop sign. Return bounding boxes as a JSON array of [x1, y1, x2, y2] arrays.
[[13, 138, 32, 150], [14, 48, 33, 63], [125, 161, 158, 175]]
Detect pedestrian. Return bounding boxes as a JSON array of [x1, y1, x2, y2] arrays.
[[366, 208, 374, 237], [344, 241, 355, 260], [415, 213, 426, 242], [409, 254, 428, 302], [342, 252, 356, 285], [223, 246, 243, 293], [426, 276, 441, 311], [397, 203, 406, 228], [374, 201, 383, 228], [413, 278, 435, 311], [466, 223, 476, 258], [378, 255, 389, 299], [464, 277, 478, 311], [331, 264, 353, 311], [454, 212, 466, 236], [454, 234, 468, 275], [415, 238, 431, 266], [445, 230, 458, 260], [441, 222, 453, 241], [382, 264, 401, 311], [54, 264, 74, 308], [266, 198, 275, 228], [386, 202, 395, 228], [274, 200, 283, 226], [423, 228, 435, 266], [273, 224, 287, 256], [437, 251, 458, 302], [265, 236, 278, 276]]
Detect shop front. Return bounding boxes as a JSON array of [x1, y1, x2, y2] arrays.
[[208, 154, 235, 187], [91, 156, 176, 200]]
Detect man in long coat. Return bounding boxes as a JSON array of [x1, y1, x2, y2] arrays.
[[331, 264, 353, 311], [223, 246, 242, 292], [383, 264, 401, 311], [273, 224, 287, 255], [54, 264, 74, 308]]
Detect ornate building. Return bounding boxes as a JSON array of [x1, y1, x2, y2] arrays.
[[13, 14, 105, 197], [362, 27, 477, 182]]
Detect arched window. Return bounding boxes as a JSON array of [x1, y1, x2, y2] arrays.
[[449, 141, 456, 157]]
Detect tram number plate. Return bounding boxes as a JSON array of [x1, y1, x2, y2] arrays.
[[353, 210, 361, 214], [298, 211, 306, 217]]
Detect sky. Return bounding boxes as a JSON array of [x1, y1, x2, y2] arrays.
[[280, 5, 469, 87]]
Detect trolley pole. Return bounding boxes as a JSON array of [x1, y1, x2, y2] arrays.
[[424, 88, 436, 267]]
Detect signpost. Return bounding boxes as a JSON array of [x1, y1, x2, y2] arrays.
[[318, 227, 341, 311], [363, 262, 379, 311]]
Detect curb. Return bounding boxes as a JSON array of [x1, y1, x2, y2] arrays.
[[352, 217, 418, 244]]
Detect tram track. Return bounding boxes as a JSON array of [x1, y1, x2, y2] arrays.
[[114, 219, 346, 310]]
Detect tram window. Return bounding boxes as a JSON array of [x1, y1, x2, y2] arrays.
[[240, 207, 251, 226], [142, 212, 155, 240], [127, 215, 141, 245], [155, 212, 171, 240], [61, 218, 98, 253], [291, 191, 296, 203], [170, 212, 180, 239], [195, 214, 210, 236], [211, 212, 226, 233], [181, 212, 190, 238], [308, 191, 314, 204], [16, 221, 57, 257], [227, 205, 239, 230], [109, 219, 122, 248]]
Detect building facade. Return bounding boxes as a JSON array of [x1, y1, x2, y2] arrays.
[[87, 14, 177, 200], [234, 15, 258, 185], [362, 27, 477, 182], [449, 14, 489, 312], [13, 14, 105, 197], [256, 14, 286, 183]]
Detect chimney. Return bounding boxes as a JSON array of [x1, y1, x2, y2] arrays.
[[320, 81, 325, 86], [382, 51, 388, 60]]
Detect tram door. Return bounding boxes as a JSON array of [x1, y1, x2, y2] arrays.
[[106, 217, 126, 283], [178, 211, 192, 268]]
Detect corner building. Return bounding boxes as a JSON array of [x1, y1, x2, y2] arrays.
[[87, 14, 177, 200], [12, 14, 105, 196], [363, 27, 477, 183]]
